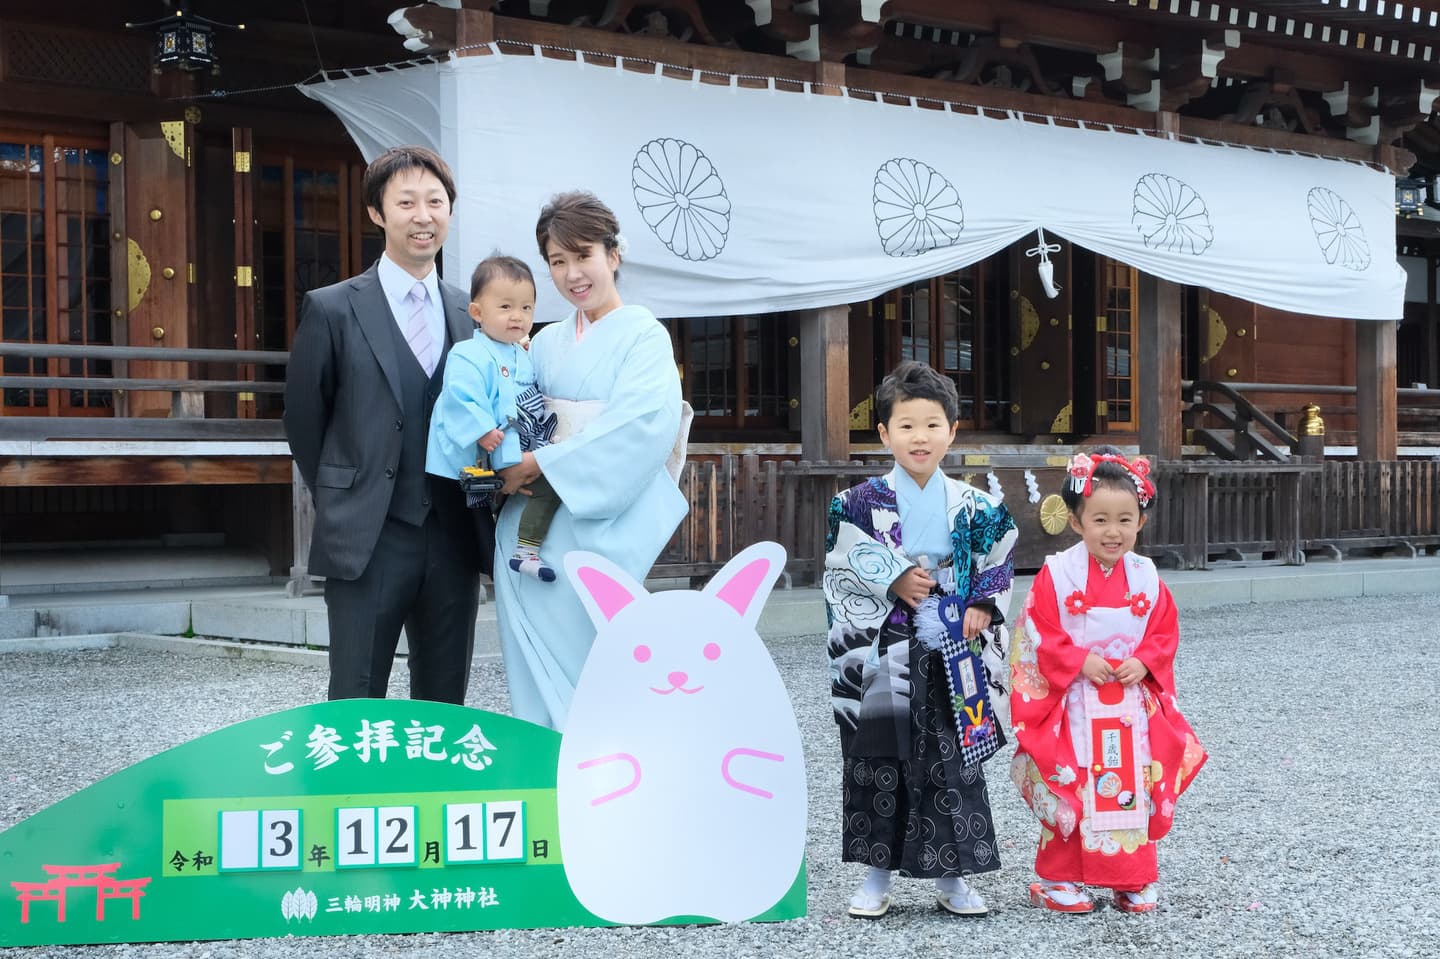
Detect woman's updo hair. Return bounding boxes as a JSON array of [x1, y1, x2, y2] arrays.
[[535, 191, 622, 277], [1061, 445, 1153, 514]]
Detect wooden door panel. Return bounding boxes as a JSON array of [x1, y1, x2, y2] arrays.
[[122, 121, 193, 417], [1197, 291, 1256, 385], [1008, 238, 1072, 435]]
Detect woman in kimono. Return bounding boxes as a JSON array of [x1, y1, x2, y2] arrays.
[[823, 361, 1018, 919], [495, 192, 687, 730], [1009, 447, 1207, 914]]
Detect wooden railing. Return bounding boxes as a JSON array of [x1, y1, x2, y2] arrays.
[[1182, 380, 1300, 462], [0, 343, 288, 440], [1307, 460, 1440, 555], [5, 343, 1438, 585], [655, 456, 1440, 582], [1184, 379, 1440, 454], [1142, 462, 1318, 567]]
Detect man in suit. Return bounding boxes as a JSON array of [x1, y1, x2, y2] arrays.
[[284, 145, 492, 704]]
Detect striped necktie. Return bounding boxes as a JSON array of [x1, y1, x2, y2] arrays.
[[404, 281, 436, 376]]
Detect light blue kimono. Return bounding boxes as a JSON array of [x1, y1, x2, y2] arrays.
[[425, 331, 533, 476], [495, 305, 687, 730]]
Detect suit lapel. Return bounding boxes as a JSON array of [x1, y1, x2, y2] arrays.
[[439, 282, 472, 350], [349, 264, 404, 407]]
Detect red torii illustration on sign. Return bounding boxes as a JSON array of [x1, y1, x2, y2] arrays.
[[11, 863, 152, 923]]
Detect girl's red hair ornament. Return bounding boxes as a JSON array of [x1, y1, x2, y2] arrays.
[[1066, 452, 1156, 508]]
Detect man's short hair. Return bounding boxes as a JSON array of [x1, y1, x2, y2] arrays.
[[362, 146, 457, 215]]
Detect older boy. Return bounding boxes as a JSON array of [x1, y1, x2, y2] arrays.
[[822, 361, 1018, 919]]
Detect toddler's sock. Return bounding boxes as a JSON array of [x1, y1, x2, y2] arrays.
[[508, 544, 556, 582]]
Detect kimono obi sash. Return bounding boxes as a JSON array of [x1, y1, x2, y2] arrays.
[[546, 396, 694, 482], [1048, 545, 1159, 833]]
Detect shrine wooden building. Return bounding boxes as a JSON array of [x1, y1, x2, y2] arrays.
[[3, 0, 1440, 596]]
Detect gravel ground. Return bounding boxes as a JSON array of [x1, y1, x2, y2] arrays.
[[3, 591, 1439, 958]]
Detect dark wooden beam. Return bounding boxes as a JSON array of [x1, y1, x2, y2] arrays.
[[474, 13, 820, 84], [1356, 319, 1399, 461], [0, 78, 357, 145], [388, 3, 462, 52], [1228, 75, 1322, 134], [743, 0, 818, 45], [1137, 272, 1182, 461], [883, 0, 1162, 54]]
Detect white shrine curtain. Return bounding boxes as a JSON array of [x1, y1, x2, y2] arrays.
[[303, 50, 1405, 322]]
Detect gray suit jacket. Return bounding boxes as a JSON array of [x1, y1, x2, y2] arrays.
[[283, 263, 474, 580]]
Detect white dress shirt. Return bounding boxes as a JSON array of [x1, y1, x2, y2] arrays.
[[376, 252, 446, 364]]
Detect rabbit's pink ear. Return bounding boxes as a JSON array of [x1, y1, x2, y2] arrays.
[[563, 551, 649, 630], [715, 559, 771, 618], [575, 565, 636, 622], [704, 541, 788, 628]]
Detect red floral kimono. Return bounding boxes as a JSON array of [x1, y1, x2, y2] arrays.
[[1009, 543, 1206, 890]]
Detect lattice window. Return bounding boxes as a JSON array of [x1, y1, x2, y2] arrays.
[[0, 142, 45, 410], [0, 137, 112, 415], [671, 313, 790, 428], [883, 265, 1008, 430], [255, 154, 376, 417], [1102, 258, 1138, 431], [257, 158, 378, 356], [2, 27, 150, 92]]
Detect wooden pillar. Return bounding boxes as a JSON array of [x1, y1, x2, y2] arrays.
[[232, 127, 256, 418], [1136, 273, 1182, 460], [797, 305, 850, 461], [1356, 320, 1398, 461]]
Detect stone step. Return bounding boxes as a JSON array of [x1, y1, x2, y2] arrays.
[[1, 545, 275, 595]]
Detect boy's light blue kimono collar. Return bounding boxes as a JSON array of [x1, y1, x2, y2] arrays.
[[889, 466, 950, 563]]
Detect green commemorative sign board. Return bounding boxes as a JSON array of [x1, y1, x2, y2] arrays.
[[0, 699, 805, 945]]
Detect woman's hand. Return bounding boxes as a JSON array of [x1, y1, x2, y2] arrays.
[[1081, 652, 1114, 685], [498, 451, 542, 496], [1113, 657, 1149, 686], [890, 566, 936, 609]]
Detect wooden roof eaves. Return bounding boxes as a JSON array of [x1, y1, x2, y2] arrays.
[[1042, 0, 1440, 71], [466, 12, 1410, 173], [879, 0, 1439, 81]]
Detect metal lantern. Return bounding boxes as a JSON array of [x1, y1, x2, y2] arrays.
[[126, 5, 243, 75]]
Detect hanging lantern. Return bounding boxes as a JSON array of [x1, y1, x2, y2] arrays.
[[126, 5, 243, 75]]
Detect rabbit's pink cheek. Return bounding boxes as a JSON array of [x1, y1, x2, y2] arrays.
[[703, 643, 721, 661], [633, 645, 652, 663]]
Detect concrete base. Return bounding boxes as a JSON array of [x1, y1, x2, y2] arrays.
[[0, 606, 36, 640], [0, 632, 335, 666]]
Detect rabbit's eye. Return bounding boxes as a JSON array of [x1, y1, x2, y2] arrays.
[[633, 644, 652, 663], [703, 643, 721, 661]]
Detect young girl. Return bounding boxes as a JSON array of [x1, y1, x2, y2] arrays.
[[1009, 446, 1207, 914], [823, 361, 1018, 919]]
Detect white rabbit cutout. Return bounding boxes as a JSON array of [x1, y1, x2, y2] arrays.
[[556, 541, 807, 924]]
